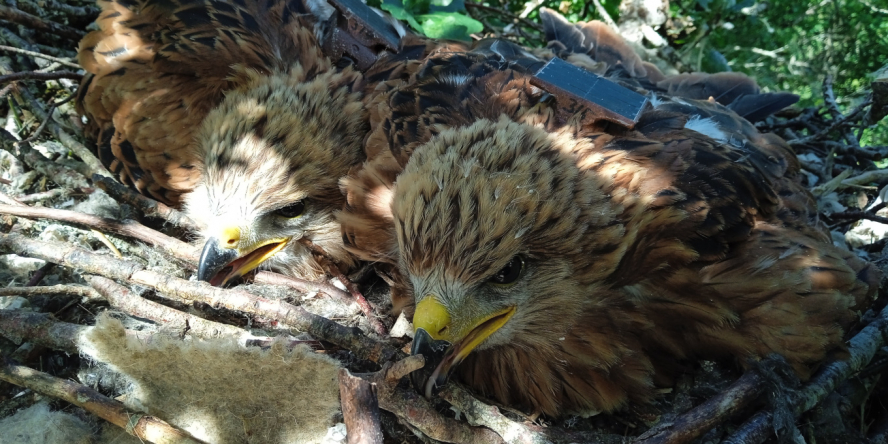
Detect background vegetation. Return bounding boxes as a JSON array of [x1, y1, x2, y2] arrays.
[[376, 0, 888, 145]]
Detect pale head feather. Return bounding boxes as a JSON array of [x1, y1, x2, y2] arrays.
[[183, 67, 366, 279]]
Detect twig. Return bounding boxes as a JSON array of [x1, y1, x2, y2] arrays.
[[15, 88, 113, 180], [465, 2, 543, 32], [0, 359, 208, 444], [723, 303, 888, 443], [0, 310, 89, 352], [339, 368, 384, 444], [0, 204, 200, 265], [17, 187, 93, 204], [829, 210, 888, 225], [300, 238, 387, 336], [16, 0, 99, 19], [365, 356, 506, 444], [0, 70, 82, 84], [635, 368, 766, 443], [91, 229, 123, 257], [0, 190, 25, 206], [440, 384, 627, 444], [25, 262, 55, 286], [84, 275, 247, 339], [0, 135, 91, 189], [254, 271, 352, 303], [21, 94, 76, 144], [0, 233, 402, 364], [0, 5, 86, 41], [0, 45, 80, 68], [92, 175, 202, 231], [0, 284, 100, 299]]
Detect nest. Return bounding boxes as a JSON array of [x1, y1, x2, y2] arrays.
[[1, 1, 887, 443]]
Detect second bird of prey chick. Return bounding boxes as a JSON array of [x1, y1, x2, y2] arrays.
[[341, 43, 880, 416], [77, 0, 366, 284]]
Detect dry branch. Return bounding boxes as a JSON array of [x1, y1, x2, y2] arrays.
[[635, 368, 765, 443], [0, 5, 86, 41], [0, 203, 200, 265], [0, 284, 99, 299], [85, 275, 246, 339], [93, 175, 202, 231], [0, 233, 402, 363], [365, 356, 506, 444], [0, 359, 207, 444], [25, 261, 54, 286], [300, 238, 387, 336], [440, 384, 626, 444], [0, 136, 90, 189], [724, 303, 888, 442], [17, 187, 92, 203], [254, 271, 352, 303], [0, 310, 86, 352], [0, 70, 82, 84], [339, 368, 384, 444]]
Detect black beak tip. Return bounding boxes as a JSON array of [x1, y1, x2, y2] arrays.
[[197, 237, 238, 282], [410, 328, 452, 398]]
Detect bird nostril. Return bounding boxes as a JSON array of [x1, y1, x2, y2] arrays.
[[226, 238, 236, 246], [438, 326, 448, 336]]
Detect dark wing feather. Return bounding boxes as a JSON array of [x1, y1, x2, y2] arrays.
[[76, 0, 330, 205], [727, 92, 801, 122]]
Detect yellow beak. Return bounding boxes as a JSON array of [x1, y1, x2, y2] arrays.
[[197, 226, 289, 286], [410, 296, 516, 397]]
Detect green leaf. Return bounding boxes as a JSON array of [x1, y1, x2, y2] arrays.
[[381, 1, 423, 31], [417, 12, 483, 41]]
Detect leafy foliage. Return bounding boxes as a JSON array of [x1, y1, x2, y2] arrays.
[[371, 0, 483, 40], [453, 1, 888, 144]]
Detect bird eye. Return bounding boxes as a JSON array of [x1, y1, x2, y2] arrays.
[[274, 200, 305, 218], [488, 256, 524, 286]]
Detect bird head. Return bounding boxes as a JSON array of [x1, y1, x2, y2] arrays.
[[183, 67, 366, 285], [393, 117, 627, 397]]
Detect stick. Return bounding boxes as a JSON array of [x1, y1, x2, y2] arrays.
[[0, 70, 82, 84], [0, 310, 86, 352], [0, 360, 208, 444], [93, 175, 203, 231], [25, 262, 55, 286], [84, 275, 246, 339], [635, 369, 765, 443], [339, 368, 384, 444], [0, 5, 86, 41], [0, 234, 402, 364], [829, 210, 888, 225], [254, 271, 352, 303], [17, 187, 93, 204], [0, 204, 199, 265], [0, 136, 90, 189], [723, 303, 888, 443], [365, 356, 506, 444], [439, 384, 626, 444], [0, 284, 100, 299], [300, 238, 387, 336]]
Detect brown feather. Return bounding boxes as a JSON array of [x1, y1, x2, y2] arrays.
[[340, 44, 880, 417]]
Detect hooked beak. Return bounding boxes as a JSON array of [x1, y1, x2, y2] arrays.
[[197, 237, 289, 286], [409, 297, 516, 398]]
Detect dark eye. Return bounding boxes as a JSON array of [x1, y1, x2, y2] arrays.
[[488, 256, 524, 285], [275, 200, 305, 218]]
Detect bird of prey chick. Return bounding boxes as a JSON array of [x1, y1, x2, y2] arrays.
[[77, 0, 367, 283], [340, 30, 880, 416]]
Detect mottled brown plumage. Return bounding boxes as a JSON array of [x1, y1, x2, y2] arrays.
[[340, 34, 880, 416], [77, 0, 367, 282]]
